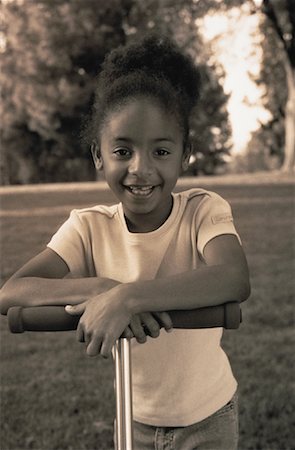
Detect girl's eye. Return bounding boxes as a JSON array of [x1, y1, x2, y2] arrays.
[[113, 148, 132, 158], [154, 148, 170, 157]]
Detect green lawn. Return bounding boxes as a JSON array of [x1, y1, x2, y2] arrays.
[[0, 176, 294, 450]]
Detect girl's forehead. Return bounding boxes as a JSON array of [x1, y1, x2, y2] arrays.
[[101, 97, 183, 142]]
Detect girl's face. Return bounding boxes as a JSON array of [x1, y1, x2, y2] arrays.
[[93, 97, 191, 232]]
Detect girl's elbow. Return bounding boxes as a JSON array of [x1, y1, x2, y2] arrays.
[[239, 278, 251, 303], [0, 288, 10, 315], [0, 279, 21, 315], [236, 270, 251, 303], [229, 265, 251, 303]]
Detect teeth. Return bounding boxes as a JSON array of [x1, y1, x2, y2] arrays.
[[128, 186, 154, 196]]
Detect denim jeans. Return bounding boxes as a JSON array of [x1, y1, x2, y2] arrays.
[[132, 391, 239, 450]]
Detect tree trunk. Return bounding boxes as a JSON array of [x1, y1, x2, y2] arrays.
[[281, 53, 295, 172]]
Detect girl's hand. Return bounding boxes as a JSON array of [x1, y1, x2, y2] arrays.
[[65, 287, 131, 358], [122, 312, 173, 343]]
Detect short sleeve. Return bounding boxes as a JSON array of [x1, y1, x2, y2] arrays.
[[196, 193, 241, 258], [47, 210, 89, 277]]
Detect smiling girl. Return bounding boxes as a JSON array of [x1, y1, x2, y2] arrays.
[[0, 34, 250, 449]]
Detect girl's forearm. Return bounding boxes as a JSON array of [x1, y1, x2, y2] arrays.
[[124, 264, 250, 315], [0, 277, 120, 314]]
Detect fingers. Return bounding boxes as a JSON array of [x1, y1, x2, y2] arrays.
[[130, 313, 163, 343], [78, 328, 111, 359], [121, 326, 134, 339], [130, 315, 147, 343], [128, 312, 173, 344], [86, 334, 103, 358], [75, 310, 173, 358], [100, 333, 115, 359], [153, 312, 173, 332], [77, 322, 86, 342], [76, 321, 108, 358], [65, 303, 86, 316], [72, 293, 132, 358], [141, 313, 161, 338]]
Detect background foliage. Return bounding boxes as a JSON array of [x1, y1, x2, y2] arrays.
[[245, 0, 294, 172], [1, 0, 293, 183], [1, 0, 132, 183]]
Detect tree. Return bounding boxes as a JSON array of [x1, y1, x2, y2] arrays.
[[1, 0, 232, 183], [3, 0, 292, 183], [257, 0, 295, 172], [1, 0, 132, 183]]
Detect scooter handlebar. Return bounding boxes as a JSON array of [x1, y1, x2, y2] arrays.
[[7, 302, 241, 333]]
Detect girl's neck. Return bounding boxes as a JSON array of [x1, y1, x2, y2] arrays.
[[123, 196, 174, 233]]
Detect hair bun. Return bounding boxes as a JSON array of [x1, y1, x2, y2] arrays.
[[100, 33, 200, 110], [81, 33, 202, 149]]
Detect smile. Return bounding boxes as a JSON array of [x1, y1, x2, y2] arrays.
[[124, 185, 156, 197]]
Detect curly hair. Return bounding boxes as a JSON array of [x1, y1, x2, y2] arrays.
[[82, 33, 201, 148]]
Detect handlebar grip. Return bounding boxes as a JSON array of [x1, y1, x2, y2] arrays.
[[8, 306, 80, 333], [169, 302, 241, 330], [7, 302, 241, 333]]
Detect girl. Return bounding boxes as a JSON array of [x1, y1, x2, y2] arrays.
[[1, 34, 250, 449]]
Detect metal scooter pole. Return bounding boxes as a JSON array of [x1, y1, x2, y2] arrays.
[[114, 338, 133, 450]]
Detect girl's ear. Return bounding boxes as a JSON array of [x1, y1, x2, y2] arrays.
[[90, 140, 103, 170], [182, 142, 192, 172]]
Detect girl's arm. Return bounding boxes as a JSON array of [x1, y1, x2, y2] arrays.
[[126, 234, 250, 313], [0, 248, 172, 341], [67, 234, 250, 357], [0, 248, 119, 315]]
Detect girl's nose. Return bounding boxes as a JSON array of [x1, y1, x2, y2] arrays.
[[128, 153, 153, 178]]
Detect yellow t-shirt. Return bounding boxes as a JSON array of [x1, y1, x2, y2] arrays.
[[47, 188, 240, 426]]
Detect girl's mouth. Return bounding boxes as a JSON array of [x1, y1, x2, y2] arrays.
[[124, 185, 155, 197]]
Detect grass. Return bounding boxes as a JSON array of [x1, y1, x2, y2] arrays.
[[0, 176, 294, 450]]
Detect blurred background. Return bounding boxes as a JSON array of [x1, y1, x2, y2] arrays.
[[1, 0, 294, 185]]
